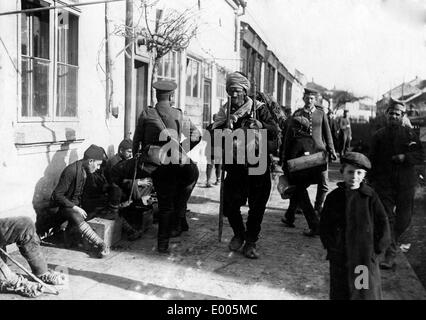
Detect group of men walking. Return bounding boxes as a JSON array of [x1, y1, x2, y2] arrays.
[[1, 71, 424, 300]]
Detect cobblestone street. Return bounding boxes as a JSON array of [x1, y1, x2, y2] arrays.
[[1, 163, 425, 300]]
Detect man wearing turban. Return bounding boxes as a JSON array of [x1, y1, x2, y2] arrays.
[[212, 71, 278, 259]]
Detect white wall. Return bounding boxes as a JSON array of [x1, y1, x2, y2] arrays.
[[0, 1, 126, 219]]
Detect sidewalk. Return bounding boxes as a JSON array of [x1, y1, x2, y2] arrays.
[[2, 163, 426, 300]]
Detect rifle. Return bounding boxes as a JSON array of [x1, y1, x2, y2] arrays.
[[128, 142, 142, 203], [218, 95, 232, 242], [0, 247, 59, 295]]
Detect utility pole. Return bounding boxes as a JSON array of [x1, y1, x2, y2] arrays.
[[124, 0, 133, 139]]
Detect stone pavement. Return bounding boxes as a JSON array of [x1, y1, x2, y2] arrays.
[[1, 163, 426, 300]]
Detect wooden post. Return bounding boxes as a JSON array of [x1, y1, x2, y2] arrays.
[[124, 0, 133, 139]]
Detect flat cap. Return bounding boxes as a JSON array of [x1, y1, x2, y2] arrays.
[[293, 116, 310, 131], [341, 152, 371, 170], [84, 144, 106, 161], [387, 97, 406, 113], [304, 87, 318, 96], [152, 80, 177, 93], [118, 138, 133, 151]]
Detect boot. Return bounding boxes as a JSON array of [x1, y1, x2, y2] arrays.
[[121, 219, 142, 241], [228, 235, 245, 251], [243, 242, 259, 259], [77, 222, 110, 258], [181, 216, 189, 232]]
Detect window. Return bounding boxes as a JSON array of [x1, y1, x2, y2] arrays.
[[56, 10, 78, 117], [21, 0, 50, 118], [186, 58, 200, 98], [20, 0, 79, 121], [216, 69, 227, 99], [204, 62, 212, 79], [157, 51, 178, 82]]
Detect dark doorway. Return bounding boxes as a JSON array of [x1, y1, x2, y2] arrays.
[[135, 60, 148, 125]]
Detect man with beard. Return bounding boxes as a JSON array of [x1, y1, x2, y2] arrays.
[[212, 72, 278, 259], [369, 98, 424, 269]]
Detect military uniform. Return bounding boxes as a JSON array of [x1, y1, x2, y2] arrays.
[[132, 80, 201, 252], [284, 101, 335, 212]]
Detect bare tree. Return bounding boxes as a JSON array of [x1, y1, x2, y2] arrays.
[[113, 1, 198, 105]]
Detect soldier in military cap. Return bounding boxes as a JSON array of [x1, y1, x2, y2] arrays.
[[281, 116, 324, 234], [320, 152, 390, 300], [280, 88, 337, 236], [133, 80, 201, 253], [369, 98, 424, 269]]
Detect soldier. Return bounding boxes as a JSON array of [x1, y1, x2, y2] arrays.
[[369, 98, 424, 269], [338, 110, 352, 157], [281, 116, 324, 235], [51, 144, 110, 258], [1, 217, 67, 297], [281, 88, 337, 228], [212, 72, 278, 259], [133, 80, 201, 253]]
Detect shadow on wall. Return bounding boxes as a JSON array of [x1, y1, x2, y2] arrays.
[[32, 128, 79, 236]]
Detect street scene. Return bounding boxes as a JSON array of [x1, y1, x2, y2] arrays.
[[1, 0, 426, 303]]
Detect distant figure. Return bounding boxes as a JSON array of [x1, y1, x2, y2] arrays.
[[204, 114, 222, 188], [406, 104, 420, 117], [338, 110, 352, 157]]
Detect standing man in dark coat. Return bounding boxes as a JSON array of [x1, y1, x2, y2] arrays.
[[51, 144, 110, 258], [320, 152, 390, 300], [212, 72, 278, 259], [133, 80, 201, 253], [369, 98, 424, 269]]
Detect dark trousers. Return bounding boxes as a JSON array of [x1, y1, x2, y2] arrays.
[[376, 185, 415, 259], [0, 217, 47, 276], [206, 163, 222, 183], [315, 170, 329, 212], [285, 185, 319, 230], [339, 131, 351, 156], [223, 165, 271, 243], [152, 163, 199, 245]]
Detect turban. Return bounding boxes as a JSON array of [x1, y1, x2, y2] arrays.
[[226, 72, 251, 94], [84, 144, 106, 161]]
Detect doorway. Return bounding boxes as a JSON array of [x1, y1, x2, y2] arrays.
[[202, 80, 212, 129], [135, 60, 148, 125]]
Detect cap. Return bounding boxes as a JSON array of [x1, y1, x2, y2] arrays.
[[304, 88, 318, 96], [341, 152, 371, 170], [118, 138, 133, 151], [84, 144, 106, 161], [152, 80, 177, 93], [293, 116, 310, 131], [387, 97, 406, 113]]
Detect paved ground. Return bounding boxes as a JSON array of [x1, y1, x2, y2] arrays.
[[1, 163, 426, 300]]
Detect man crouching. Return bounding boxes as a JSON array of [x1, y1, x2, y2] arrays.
[[51, 145, 110, 258]]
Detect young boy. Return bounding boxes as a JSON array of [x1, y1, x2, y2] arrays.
[[319, 152, 391, 300]]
